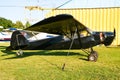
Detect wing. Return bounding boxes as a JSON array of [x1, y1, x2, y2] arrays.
[[25, 14, 87, 36]]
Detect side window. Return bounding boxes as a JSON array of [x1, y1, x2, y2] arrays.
[[62, 24, 76, 39], [80, 30, 90, 37]]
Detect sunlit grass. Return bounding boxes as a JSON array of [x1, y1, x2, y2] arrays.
[[0, 42, 120, 80]]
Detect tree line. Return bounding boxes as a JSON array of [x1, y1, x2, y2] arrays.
[[0, 17, 31, 29]]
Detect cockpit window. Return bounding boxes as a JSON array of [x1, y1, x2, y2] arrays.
[[80, 30, 91, 37]]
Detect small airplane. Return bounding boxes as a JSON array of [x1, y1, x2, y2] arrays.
[[0, 28, 21, 41], [6, 14, 115, 61], [0, 32, 11, 41], [0, 28, 17, 41]]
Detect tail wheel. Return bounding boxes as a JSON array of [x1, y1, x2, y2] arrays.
[[16, 49, 23, 56], [88, 51, 98, 62], [6, 46, 12, 51]]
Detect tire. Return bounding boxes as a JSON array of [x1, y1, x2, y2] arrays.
[[88, 51, 98, 62], [93, 51, 98, 59]]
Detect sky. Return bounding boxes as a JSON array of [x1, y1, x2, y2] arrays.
[[0, 0, 119, 24], [0, 0, 68, 24]]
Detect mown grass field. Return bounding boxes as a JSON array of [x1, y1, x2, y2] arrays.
[[0, 42, 120, 80]]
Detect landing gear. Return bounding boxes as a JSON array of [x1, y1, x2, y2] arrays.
[[88, 51, 98, 62], [16, 49, 23, 56], [82, 47, 98, 62]]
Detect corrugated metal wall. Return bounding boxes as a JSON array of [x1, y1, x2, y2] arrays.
[[46, 7, 120, 45]]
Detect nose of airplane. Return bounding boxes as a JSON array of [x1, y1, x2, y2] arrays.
[[103, 29, 116, 46]]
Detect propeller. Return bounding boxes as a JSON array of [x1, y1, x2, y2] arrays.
[[113, 28, 116, 38]]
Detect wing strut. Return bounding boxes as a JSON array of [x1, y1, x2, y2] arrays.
[[31, 32, 38, 40], [62, 28, 77, 70]]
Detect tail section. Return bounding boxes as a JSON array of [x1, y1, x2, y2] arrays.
[[10, 30, 29, 50]]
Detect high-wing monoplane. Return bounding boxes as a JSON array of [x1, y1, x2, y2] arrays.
[[6, 14, 115, 61], [0, 28, 17, 41]]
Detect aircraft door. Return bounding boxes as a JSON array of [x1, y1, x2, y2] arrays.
[[80, 30, 96, 49]]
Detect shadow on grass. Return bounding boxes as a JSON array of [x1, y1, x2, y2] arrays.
[[79, 58, 88, 61], [1, 50, 16, 55], [0, 46, 8, 49], [1, 50, 88, 70], [1, 50, 88, 61]]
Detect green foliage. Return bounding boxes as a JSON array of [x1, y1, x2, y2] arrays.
[[0, 43, 120, 80], [0, 28, 3, 31], [0, 17, 29, 29], [25, 21, 31, 28], [0, 17, 14, 29], [14, 21, 24, 29]]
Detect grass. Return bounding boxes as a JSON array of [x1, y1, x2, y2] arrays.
[[0, 42, 120, 80]]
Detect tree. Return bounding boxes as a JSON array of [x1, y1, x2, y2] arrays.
[[0, 17, 14, 29], [14, 21, 24, 29], [25, 21, 31, 28]]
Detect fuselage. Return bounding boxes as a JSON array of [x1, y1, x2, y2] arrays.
[[7, 29, 115, 50]]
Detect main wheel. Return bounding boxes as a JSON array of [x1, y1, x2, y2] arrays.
[[88, 51, 98, 62]]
